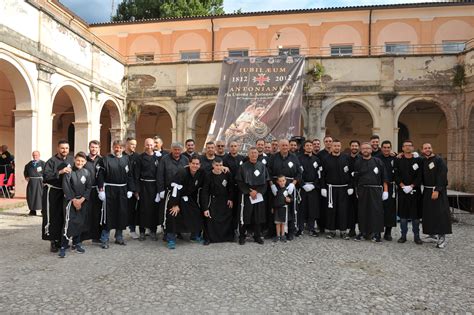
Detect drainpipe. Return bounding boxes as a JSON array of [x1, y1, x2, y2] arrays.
[[368, 9, 373, 56], [211, 18, 215, 61]]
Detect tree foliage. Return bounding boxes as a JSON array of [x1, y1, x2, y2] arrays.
[[112, 0, 225, 21]]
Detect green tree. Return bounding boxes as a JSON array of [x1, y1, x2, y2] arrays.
[[112, 0, 224, 21]]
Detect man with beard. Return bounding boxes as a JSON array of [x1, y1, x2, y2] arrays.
[[297, 140, 321, 237], [379, 140, 397, 241], [182, 139, 197, 160], [153, 136, 168, 158], [165, 155, 206, 249], [320, 139, 353, 240], [236, 147, 270, 245], [124, 137, 139, 239], [316, 135, 333, 234], [394, 140, 423, 245], [312, 139, 321, 155], [271, 139, 279, 154], [23, 151, 45, 216], [421, 143, 452, 249], [135, 138, 161, 241], [200, 141, 217, 173], [353, 143, 389, 242], [347, 140, 361, 237], [97, 140, 135, 249], [370, 135, 382, 158], [223, 141, 245, 234], [158, 142, 189, 240], [289, 139, 299, 155], [215, 140, 226, 158], [42, 140, 74, 253], [268, 139, 302, 240], [264, 141, 273, 155], [82, 140, 103, 242]]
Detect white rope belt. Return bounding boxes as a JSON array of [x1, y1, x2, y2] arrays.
[[63, 200, 73, 242], [163, 190, 171, 229], [362, 185, 383, 188], [44, 183, 62, 236], [390, 181, 396, 198], [100, 183, 127, 225], [140, 178, 157, 182], [327, 184, 348, 209], [240, 194, 245, 226], [29, 177, 43, 179]]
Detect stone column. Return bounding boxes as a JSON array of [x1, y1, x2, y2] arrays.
[[13, 109, 37, 197], [378, 92, 398, 144], [174, 97, 190, 144], [36, 64, 55, 158], [73, 122, 91, 153], [305, 94, 324, 140]]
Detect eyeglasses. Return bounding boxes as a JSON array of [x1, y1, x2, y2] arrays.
[[217, 145, 225, 147]]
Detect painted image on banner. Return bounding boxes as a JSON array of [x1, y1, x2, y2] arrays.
[[205, 56, 305, 152]]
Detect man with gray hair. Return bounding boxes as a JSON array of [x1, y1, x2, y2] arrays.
[[153, 136, 168, 159]]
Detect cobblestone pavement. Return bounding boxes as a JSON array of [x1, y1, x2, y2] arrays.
[[0, 206, 473, 314]]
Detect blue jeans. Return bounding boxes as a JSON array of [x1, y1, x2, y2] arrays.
[[100, 229, 123, 243], [166, 233, 176, 242], [61, 235, 80, 248], [400, 219, 420, 237], [128, 225, 136, 233]]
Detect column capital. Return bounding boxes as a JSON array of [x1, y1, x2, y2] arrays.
[[13, 109, 37, 117], [378, 92, 398, 107], [37, 63, 56, 83]]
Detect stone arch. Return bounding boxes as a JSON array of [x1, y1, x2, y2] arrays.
[[99, 97, 123, 155], [219, 29, 257, 52], [51, 80, 89, 123], [322, 98, 379, 130], [434, 20, 473, 44], [173, 32, 207, 55], [188, 101, 215, 151], [322, 25, 362, 48], [376, 22, 419, 46], [269, 27, 308, 50], [136, 104, 174, 150], [394, 96, 455, 129]]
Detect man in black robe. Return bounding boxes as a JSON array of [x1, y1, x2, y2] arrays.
[[347, 140, 361, 237], [297, 140, 321, 236], [271, 139, 279, 155], [200, 141, 217, 173], [165, 155, 206, 249], [379, 140, 397, 241], [82, 140, 102, 242], [42, 140, 74, 253], [124, 137, 139, 239], [201, 158, 234, 245], [353, 143, 389, 242], [182, 139, 197, 160], [97, 140, 135, 249], [370, 135, 382, 158], [394, 140, 423, 245], [320, 139, 353, 240], [223, 141, 245, 234], [312, 139, 321, 155], [23, 150, 45, 216], [236, 147, 269, 245], [268, 139, 302, 240], [421, 143, 452, 249], [316, 135, 333, 234], [215, 140, 226, 158], [0, 144, 14, 184], [135, 138, 160, 241], [153, 136, 169, 158]]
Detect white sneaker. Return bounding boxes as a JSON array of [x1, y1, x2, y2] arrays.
[[436, 236, 447, 249], [156, 226, 163, 234], [130, 231, 139, 239], [422, 235, 438, 243]]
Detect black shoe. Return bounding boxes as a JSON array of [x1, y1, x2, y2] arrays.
[[203, 239, 210, 246], [310, 230, 319, 237], [101, 241, 109, 249], [383, 234, 393, 241], [150, 232, 158, 241], [254, 237, 264, 245], [372, 235, 382, 243], [28, 210, 37, 216], [341, 232, 350, 240], [280, 236, 287, 243], [58, 247, 66, 258], [326, 232, 336, 239], [414, 237, 423, 245], [50, 242, 59, 253], [238, 238, 245, 245], [139, 233, 146, 241], [115, 239, 126, 245], [348, 229, 356, 237], [295, 229, 303, 237], [398, 236, 407, 243], [354, 234, 364, 241], [272, 236, 279, 243], [286, 234, 294, 241], [177, 233, 184, 240]]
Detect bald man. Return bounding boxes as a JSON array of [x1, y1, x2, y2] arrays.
[[23, 151, 46, 216]]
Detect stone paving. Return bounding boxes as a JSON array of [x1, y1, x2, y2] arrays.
[[0, 206, 473, 313]]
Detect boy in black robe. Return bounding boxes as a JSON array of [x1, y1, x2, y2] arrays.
[[59, 152, 92, 258], [23, 151, 45, 216], [42, 140, 74, 253], [235, 147, 270, 245], [272, 175, 292, 242], [353, 143, 389, 242], [421, 143, 452, 249], [201, 158, 234, 245], [223, 141, 245, 235]]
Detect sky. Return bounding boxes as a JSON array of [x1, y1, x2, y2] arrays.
[[59, 0, 431, 24]]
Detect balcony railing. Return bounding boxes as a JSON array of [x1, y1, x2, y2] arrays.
[[127, 39, 474, 65]]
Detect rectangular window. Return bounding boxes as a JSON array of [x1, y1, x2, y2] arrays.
[[330, 45, 353, 56], [385, 42, 410, 54], [278, 47, 300, 56], [180, 51, 201, 61], [442, 41, 466, 53], [135, 54, 154, 62], [228, 49, 249, 57]]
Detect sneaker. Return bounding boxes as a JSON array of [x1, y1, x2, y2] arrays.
[[309, 230, 319, 237], [372, 235, 382, 243], [354, 234, 364, 241], [436, 236, 447, 249], [422, 235, 438, 243], [167, 240, 176, 249], [115, 239, 126, 245], [280, 236, 287, 243], [203, 239, 210, 246], [414, 237, 423, 245], [383, 234, 393, 241], [130, 231, 139, 240], [101, 241, 109, 249], [397, 236, 407, 243], [58, 247, 66, 258], [74, 244, 85, 254], [238, 238, 246, 245], [150, 232, 158, 241], [341, 232, 350, 240], [191, 236, 203, 243], [326, 232, 336, 239], [272, 236, 279, 243], [139, 233, 146, 241]]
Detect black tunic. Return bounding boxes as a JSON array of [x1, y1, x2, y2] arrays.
[[379, 154, 397, 227], [62, 167, 92, 238], [320, 153, 353, 230], [298, 153, 321, 222], [201, 172, 234, 242], [81, 155, 102, 240], [235, 160, 269, 225], [223, 153, 245, 228], [353, 157, 388, 234], [23, 160, 46, 211], [124, 151, 139, 227], [165, 167, 206, 233], [421, 156, 452, 235], [347, 154, 361, 228], [97, 154, 134, 230], [199, 155, 215, 174], [42, 154, 74, 241], [394, 156, 422, 219], [135, 152, 160, 228], [273, 187, 291, 223], [0, 150, 14, 181]]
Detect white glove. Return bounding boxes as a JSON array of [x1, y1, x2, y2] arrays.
[[270, 184, 278, 196], [402, 186, 413, 194], [287, 183, 295, 194], [127, 191, 133, 199], [154, 193, 161, 203], [302, 184, 315, 192], [321, 188, 327, 198], [98, 191, 106, 201], [347, 188, 354, 196], [382, 192, 389, 201], [159, 191, 165, 199]]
